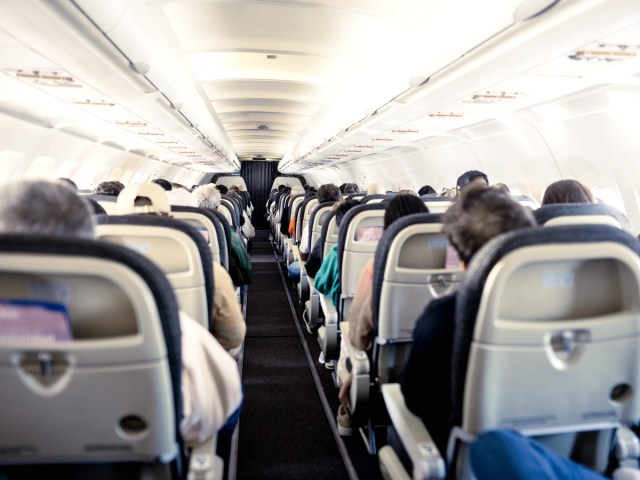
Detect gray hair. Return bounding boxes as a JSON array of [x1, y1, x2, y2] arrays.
[[192, 184, 222, 209], [0, 180, 94, 238]]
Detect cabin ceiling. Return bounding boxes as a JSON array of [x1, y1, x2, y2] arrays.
[[0, 0, 639, 175]]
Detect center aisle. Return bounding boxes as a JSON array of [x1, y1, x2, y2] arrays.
[[236, 229, 353, 480]]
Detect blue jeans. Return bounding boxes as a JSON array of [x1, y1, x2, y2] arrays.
[[470, 429, 607, 480], [288, 261, 300, 282]]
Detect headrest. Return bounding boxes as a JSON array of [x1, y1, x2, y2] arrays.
[[117, 182, 171, 216]]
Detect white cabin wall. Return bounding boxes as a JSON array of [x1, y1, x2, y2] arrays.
[[0, 112, 208, 189]]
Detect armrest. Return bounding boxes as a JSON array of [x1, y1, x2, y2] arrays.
[[381, 383, 446, 480], [187, 436, 224, 480], [340, 322, 370, 415], [318, 292, 339, 359]]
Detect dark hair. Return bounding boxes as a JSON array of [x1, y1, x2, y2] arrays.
[[335, 199, 361, 227], [216, 184, 229, 194], [343, 183, 359, 194], [56, 177, 78, 192], [443, 185, 535, 264], [490, 183, 511, 195], [93, 180, 125, 196], [317, 183, 341, 203], [456, 170, 489, 189], [384, 194, 429, 229], [541, 179, 594, 205], [152, 178, 172, 191], [418, 185, 436, 196]]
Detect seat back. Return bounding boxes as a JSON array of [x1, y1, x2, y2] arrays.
[[337, 203, 387, 318], [218, 199, 237, 229], [296, 196, 317, 244], [421, 196, 454, 213], [452, 224, 640, 474], [222, 194, 242, 228], [361, 194, 394, 204], [533, 203, 630, 230], [319, 212, 338, 260], [88, 194, 118, 214], [0, 234, 181, 472], [171, 205, 226, 269], [373, 213, 462, 384], [96, 215, 213, 330], [307, 201, 336, 251]]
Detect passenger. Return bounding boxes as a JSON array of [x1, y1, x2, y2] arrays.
[[152, 178, 173, 191], [336, 194, 429, 436], [418, 185, 436, 196], [120, 182, 246, 358], [298, 183, 341, 261], [343, 183, 359, 194], [56, 177, 78, 192], [491, 182, 511, 195], [542, 179, 594, 205], [0, 179, 242, 444], [216, 184, 229, 195], [367, 182, 386, 195], [456, 169, 489, 194], [93, 180, 125, 196], [398, 185, 535, 454], [167, 184, 198, 207], [192, 184, 253, 286], [397, 188, 418, 196], [314, 199, 362, 309], [470, 429, 609, 480]]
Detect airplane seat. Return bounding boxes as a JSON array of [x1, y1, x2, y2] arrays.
[[218, 201, 236, 229], [421, 196, 454, 214], [0, 234, 189, 479], [302, 203, 337, 334], [345, 212, 463, 454], [221, 194, 242, 229], [171, 205, 228, 270], [86, 197, 107, 215], [207, 208, 233, 273], [274, 193, 290, 254], [361, 194, 395, 204], [317, 203, 387, 367], [533, 203, 631, 230], [88, 194, 119, 215], [345, 193, 366, 202], [95, 214, 214, 331], [296, 197, 319, 304], [379, 223, 640, 480], [285, 195, 305, 265]]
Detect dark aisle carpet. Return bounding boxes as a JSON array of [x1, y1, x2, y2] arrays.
[[236, 231, 352, 480]]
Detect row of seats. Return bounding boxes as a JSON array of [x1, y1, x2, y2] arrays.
[[271, 190, 640, 478], [0, 189, 252, 479]]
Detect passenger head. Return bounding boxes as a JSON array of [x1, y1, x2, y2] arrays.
[[335, 199, 361, 228], [0, 180, 94, 238], [56, 177, 78, 192], [491, 183, 511, 195], [456, 170, 489, 193], [93, 180, 125, 197], [290, 185, 305, 196], [384, 194, 429, 230], [229, 185, 241, 194], [397, 189, 418, 196], [418, 185, 436, 196], [116, 182, 171, 216], [541, 179, 594, 205], [317, 183, 341, 203], [343, 183, 359, 194], [216, 184, 229, 195], [151, 178, 172, 191], [192, 184, 222, 210], [367, 182, 385, 195], [443, 184, 535, 265]]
